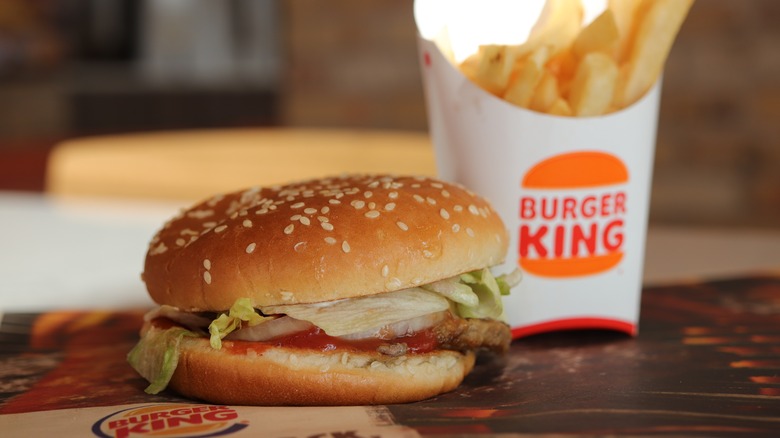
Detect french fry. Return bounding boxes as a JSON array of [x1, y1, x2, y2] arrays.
[[548, 97, 573, 117], [472, 45, 512, 96], [613, 0, 695, 108], [608, 0, 643, 62], [572, 9, 619, 58], [569, 52, 619, 116], [530, 71, 560, 113], [453, 0, 693, 116], [527, 0, 585, 56], [503, 46, 551, 108]]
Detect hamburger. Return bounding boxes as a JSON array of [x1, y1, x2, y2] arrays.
[[128, 174, 520, 405]]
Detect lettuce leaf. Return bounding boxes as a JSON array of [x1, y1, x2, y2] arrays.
[[127, 326, 196, 394], [422, 277, 479, 307], [208, 298, 269, 349], [456, 268, 505, 320]]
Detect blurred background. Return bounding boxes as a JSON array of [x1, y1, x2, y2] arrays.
[[0, 0, 777, 228]]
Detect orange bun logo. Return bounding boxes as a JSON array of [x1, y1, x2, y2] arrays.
[[519, 151, 628, 277], [92, 404, 248, 438]]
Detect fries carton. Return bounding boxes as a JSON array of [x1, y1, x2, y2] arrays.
[[415, 0, 675, 338]]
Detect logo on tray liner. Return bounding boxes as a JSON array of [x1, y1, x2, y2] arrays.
[[92, 404, 248, 438], [518, 151, 628, 277]]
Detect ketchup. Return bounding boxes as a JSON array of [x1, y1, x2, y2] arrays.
[[269, 326, 439, 354], [151, 317, 440, 355]]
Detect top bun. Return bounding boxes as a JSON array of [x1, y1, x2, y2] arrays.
[[143, 175, 508, 311]]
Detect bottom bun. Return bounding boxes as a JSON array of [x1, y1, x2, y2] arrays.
[[168, 333, 476, 406]]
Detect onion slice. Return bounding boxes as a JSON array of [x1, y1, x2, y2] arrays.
[[225, 316, 314, 342]]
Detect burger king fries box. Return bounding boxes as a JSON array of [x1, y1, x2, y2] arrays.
[[414, 0, 690, 338]]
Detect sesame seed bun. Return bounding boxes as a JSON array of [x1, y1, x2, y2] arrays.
[[143, 175, 509, 311], [156, 323, 476, 406]]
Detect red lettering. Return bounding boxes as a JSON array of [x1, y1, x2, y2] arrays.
[[562, 197, 576, 219], [571, 223, 598, 257], [614, 192, 626, 214], [581, 196, 597, 218], [169, 409, 193, 416], [204, 410, 239, 421], [167, 414, 203, 428], [520, 225, 548, 258], [150, 411, 170, 420], [151, 419, 166, 431], [600, 193, 612, 217], [108, 420, 127, 429], [520, 197, 536, 219], [540, 198, 557, 220], [553, 224, 565, 257], [603, 219, 624, 251]]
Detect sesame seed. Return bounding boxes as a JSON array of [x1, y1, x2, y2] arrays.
[[396, 221, 409, 231], [229, 212, 239, 220], [214, 225, 228, 233], [351, 200, 366, 209], [246, 243, 256, 253], [149, 242, 168, 255], [284, 224, 295, 234], [175, 238, 186, 246], [381, 265, 389, 277], [411, 183, 421, 188], [243, 219, 253, 228], [321, 222, 334, 231], [329, 199, 341, 205], [324, 237, 337, 245], [466, 227, 475, 237], [299, 216, 311, 226], [203, 271, 212, 284], [368, 202, 376, 210], [294, 242, 306, 252], [386, 277, 402, 289], [441, 190, 451, 198], [203, 259, 211, 270], [388, 191, 398, 199], [342, 241, 351, 253], [452, 223, 461, 233], [454, 205, 463, 212], [321, 206, 330, 214], [187, 209, 214, 219], [255, 208, 268, 215], [426, 197, 436, 205], [269, 205, 277, 210], [469, 205, 479, 215], [431, 182, 444, 188], [423, 250, 434, 258], [365, 210, 380, 219], [291, 214, 302, 220], [364, 191, 373, 198], [203, 221, 217, 228], [304, 208, 318, 215], [440, 208, 450, 220], [291, 202, 305, 209], [385, 202, 396, 211], [317, 216, 329, 223], [368, 181, 380, 188], [413, 195, 424, 203]]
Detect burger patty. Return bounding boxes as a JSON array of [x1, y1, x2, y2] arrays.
[[434, 317, 512, 354], [375, 317, 511, 357]]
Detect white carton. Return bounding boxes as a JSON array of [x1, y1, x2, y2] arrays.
[[415, 2, 661, 338]]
